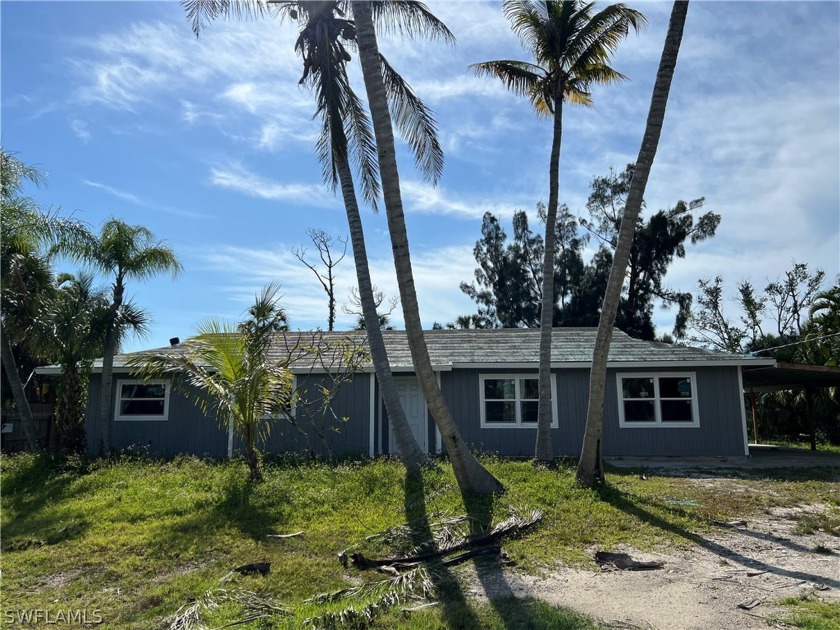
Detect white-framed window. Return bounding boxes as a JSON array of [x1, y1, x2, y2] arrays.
[[479, 374, 558, 429], [114, 379, 170, 422], [616, 372, 699, 428]]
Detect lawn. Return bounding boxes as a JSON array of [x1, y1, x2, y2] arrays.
[[2, 452, 838, 629]]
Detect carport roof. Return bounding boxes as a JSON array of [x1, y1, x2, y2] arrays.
[[742, 361, 840, 392]]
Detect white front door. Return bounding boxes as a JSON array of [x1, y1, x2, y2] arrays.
[[389, 377, 427, 454]]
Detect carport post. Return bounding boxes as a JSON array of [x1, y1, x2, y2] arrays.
[[750, 388, 759, 444]]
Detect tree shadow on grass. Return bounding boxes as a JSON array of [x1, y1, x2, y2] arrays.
[[145, 472, 290, 559], [461, 492, 590, 630], [402, 474, 589, 630], [209, 473, 288, 540], [403, 470, 485, 629], [606, 462, 840, 484], [597, 484, 840, 590], [1, 453, 90, 547]]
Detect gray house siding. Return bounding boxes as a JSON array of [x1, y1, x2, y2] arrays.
[[438, 366, 746, 458], [601, 366, 746, 457], [86, 372, 372, 459], [439, 369, 560, 457], [86, 363, 746, 460], [233, 373, 371, 458], [86, 374, 229, 457]]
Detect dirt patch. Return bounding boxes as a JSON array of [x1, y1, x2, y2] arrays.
[[32, 567, 85, 593], [459, 505, 839, 629], [151, 558, 213, 583]]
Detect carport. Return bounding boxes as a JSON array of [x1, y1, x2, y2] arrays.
[[742, 362, 840, 450]]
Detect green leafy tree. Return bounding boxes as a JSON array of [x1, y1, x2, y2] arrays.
[[129, 284, 292, 482], [461, 209, 544, 328], [472, 0, 645, 463], [37, 273, 148, 452], [805, 283, 840, 367], [88, 219, 182, 455], [688, 263, 826, 355], [578, 1, 689, 487], [461, 205, 591, 329], [582, 164, 719, 340], [1, 149, 95, 450]]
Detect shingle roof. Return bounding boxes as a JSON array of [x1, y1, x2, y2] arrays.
[[85, 328, 772, 373]]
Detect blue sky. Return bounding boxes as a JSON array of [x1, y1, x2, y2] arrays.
[[3, 1, 838, 353]]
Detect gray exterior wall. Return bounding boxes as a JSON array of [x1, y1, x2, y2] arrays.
[[86, 374, 229, 457], [85, 372, 372, 458], [86, 364, 746, 459], [232, 373, 371, 458], [439, 366, 747, 457]]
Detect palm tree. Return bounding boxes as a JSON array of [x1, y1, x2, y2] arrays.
[[472, 0, 645, 464], [804, 284, 840, 367], [351, 0, 504, 494], [577, 1, 689, 487], [181, 0, 448, 472], [1, 149, 95, 450], [128, 284, 292, 481], [36, 273, 148, 452], [88, 219, 182, 455], [292, 1, 434, 470]]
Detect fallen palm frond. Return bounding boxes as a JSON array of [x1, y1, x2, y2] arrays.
[[168, 598, 204, 630], [169, 509, 540, 630], [304, 566, 435, 629], [345, 509, 543, 569], [167, 587, 289, 630]]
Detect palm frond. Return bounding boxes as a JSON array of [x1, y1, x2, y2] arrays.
[[379, 54, 444, 184], [366, 0, 455, 43], [1, 148, 47, 200], [114, 299, 151, 343], [565, 4, 646, 73], [344, 85, 382, 207], [503, 0, 548, 57], [91, 218, 182, 280], [470, 60, 548, 112], [181, 0, 274, 37]]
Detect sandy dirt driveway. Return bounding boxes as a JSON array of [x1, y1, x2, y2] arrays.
[[461, 499, 839, 629]]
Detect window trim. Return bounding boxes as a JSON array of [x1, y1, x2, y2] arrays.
[[479, 374, 558, 429], [114, 379, 170, 422], [616, 372, 700, 428]]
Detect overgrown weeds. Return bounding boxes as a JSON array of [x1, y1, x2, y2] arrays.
[[2, 452, 837, 628], [778, 593, 840, 630]]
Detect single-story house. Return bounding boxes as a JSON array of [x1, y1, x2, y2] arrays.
[[37, 328, 776, 459]]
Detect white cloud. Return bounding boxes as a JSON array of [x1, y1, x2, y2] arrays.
[[194, 240, 480, 330], [83, 180, 205, 219], [70, 118, 91, 141], [181, 99, 224, 125], [83, 180, 141, 205], [208, 163, 335, 206]]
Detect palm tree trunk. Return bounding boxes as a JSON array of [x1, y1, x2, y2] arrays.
[[0, 321, 41, 451], [352, 0, 503, 495], [535, 90, 564, 463], [577, 0, 690, 488], [98, 279, 124, 456], [98, 327, 118, 455], [335, 145, 427, 472], [245, 423, 262, 482], [59, 365, 87, 453]]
